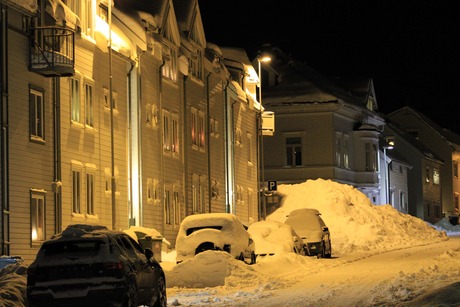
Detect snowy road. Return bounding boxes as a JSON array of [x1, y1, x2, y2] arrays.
[[166, 236, 460, 306]]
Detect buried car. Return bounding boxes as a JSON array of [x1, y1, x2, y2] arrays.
[[26, 224, 167, 307], [284, 208, 332, 258], [247, 220, 306, 257], [175, 213, 256, 264]]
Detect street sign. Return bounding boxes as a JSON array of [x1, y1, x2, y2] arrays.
[[268, 180, 277, 191]]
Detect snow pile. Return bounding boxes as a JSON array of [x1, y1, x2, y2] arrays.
[[269, 179, 447, 255]]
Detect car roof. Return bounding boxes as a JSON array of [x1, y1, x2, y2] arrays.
[[46, 224, 126, 243]]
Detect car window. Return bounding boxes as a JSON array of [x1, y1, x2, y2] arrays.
[[186, 226, 223, 236], [43, 240, 102, 257]]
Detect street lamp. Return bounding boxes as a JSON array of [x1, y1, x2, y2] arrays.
[[257, 55, 271, 220], [383, 141, 394, 204]]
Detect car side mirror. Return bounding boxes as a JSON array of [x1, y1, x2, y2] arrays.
[[248, 238, 254, 245], [144, 248, 154, 260]]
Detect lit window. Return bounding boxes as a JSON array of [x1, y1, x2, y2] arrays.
[[85, 82, 94, 127], [163, 110, 171, 151], [433, 168, 440, 185], [191, 108, 198, 146], [172, 114, 179, 154], [29, 86, 45, 141], [31, 191, 45, 242], [71, 77, 81, 122]]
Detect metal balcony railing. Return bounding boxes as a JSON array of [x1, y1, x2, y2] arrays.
[[29, 26, 75, 77]]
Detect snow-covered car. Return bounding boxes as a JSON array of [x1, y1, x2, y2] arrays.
[[175, 213, 256, 264], [26, 224, 167, 307], [248, 220, 306, 257], [0, 255, 24, 269], [284, 208, 332, 258]]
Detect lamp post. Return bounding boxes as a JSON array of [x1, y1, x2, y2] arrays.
[[383, 143, 394, 204], [257, 55, 271, 220]]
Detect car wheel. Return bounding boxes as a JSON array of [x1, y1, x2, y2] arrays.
[[123, 280, 138, 307], [153, 275, 167, 307], [324, 241, 332, 258]]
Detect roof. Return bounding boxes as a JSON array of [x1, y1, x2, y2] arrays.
[[259, 45, 375, 109]]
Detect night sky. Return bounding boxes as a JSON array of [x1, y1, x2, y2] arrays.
[[199, 0, 460, 133]]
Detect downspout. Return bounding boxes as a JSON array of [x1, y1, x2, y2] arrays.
[[182, 74, 188, 214], [0, 4, 10, 255], [222, 80, 232, 213], [126, 58, 135, 226], [158, 59, 165, 235], [206, 72, 212, 212], [108, 0, 116, 230], [53, 77, 62, 233]]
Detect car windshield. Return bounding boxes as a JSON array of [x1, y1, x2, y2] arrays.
[[286, 214, 323, 232]]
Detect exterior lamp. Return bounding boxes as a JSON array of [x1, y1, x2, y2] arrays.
[[257, 55, 271, 220]]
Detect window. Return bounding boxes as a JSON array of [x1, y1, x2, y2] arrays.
[[71, 77, 81, 122], [31, 191, 45, 242], [191, 108, 198, 146], [68, 0, 93, 38], [343, 136, 349, 169], [162, 44, 177, 82], [165, 187, 171, 224], [163, 110, 171, 151], [174, 188, 180, 226], [198, 111, 205, 148], [192, 174, 206, 213], [85, 82, 94, 127], [400, 191, 407, 212], [365, 143, 377, 171], [433, 168, 440, 185], [86, 171, 95, 215], [335, 136, 341, 166], [454, 161, 458, 178], [72, 169, 82, 214], [425, 166, 430, 183], [29, 86, 45, 141], [172, 114, 179, 154], [286, 137, 302, 166], [190, 49, 203, 80]]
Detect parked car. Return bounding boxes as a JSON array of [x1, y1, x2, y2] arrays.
[[284, 208, 332, 258], [0, 255, 24, 269], [248, 220, 306, 257], [27, 224, 167, 307], [175, 213, 256, 264]]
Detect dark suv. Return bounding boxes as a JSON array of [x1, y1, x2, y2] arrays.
[[27, 224, 167, 307]]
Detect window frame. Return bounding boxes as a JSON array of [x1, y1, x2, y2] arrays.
[[30, 190, 46, 243], [29, 85, 45, 142]]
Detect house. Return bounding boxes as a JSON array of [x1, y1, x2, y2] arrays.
[[383, 122, 443, 223], [0, 0, 262, 262], [387, 106, 460, 220], [259, 45, 387, 209]]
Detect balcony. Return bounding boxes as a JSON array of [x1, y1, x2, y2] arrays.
[[29, 26, 75, 77]]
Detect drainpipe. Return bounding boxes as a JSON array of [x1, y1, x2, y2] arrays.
[[182, 74, 188, 214], [206, 72, 212, 212], [127, 57, 136, 226], [0, 4, 10, 255], [53, 77, 62, 233], [158, 59, 165, 235]]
